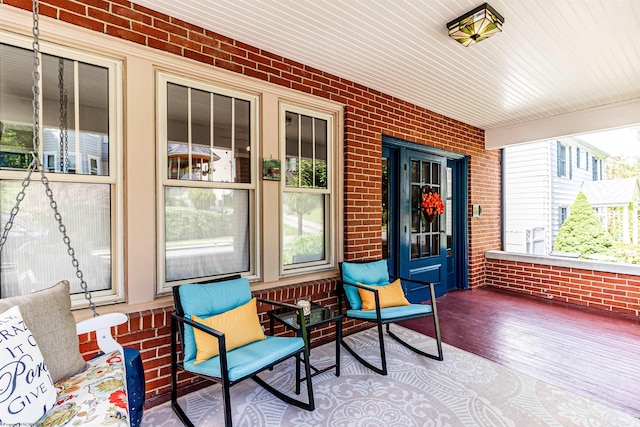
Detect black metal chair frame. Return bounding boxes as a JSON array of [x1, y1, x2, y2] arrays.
[[338, 262, 444, 376], [171, 276, 315, 427]]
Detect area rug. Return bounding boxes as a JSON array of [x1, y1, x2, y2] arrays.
[[142, 325, 640, 426]]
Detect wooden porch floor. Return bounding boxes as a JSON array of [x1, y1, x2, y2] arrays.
[[400, 287, 640, 418]]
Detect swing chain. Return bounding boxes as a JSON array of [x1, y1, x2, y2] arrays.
[[35, 159, 96, 315], [31, 0, 40, 154], [58, 58, 68, 173], [0, 0, 97, 316]]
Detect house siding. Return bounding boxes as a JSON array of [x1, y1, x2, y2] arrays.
[[504, 141, 550, 253], [1, 0, 499, 406], [505, 138, 608, 254]]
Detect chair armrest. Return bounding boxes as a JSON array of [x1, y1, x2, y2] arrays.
[[339, 279, 381, 293], [76, 313, 128, 355], [171, 312, 224, 338], [339, 279, 383, 315], [256, 298, 298, 311], [391, 275, 431, 287], [390, 276, 438, 305], [171, 312, 227, 361], [256, 298, 309, 345]]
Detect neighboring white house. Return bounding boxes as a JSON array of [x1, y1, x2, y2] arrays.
[[581, 177, 640, 245], [504, 137, 608, 254]]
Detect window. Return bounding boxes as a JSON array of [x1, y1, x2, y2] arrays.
[[157, 74, 257, 288], [0, 38, 122, 303], [559, 206, 568, 225], [592, 157, 599, 180], [576, 147, 581, 168], [557, 141, 567, 177], [281, 105, 332, 270]]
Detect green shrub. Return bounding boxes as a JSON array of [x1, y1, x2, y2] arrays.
[[554, 192, 615, 256], [165, 207, 229, 242]]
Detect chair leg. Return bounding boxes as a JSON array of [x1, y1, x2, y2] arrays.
[[295, 352, 301, 395], [251, 347, 315, 411], [340, 321, 388, 375], [386, 318, 443, 361], [171, 317, 194, 427], [221, 375, 233, 427]]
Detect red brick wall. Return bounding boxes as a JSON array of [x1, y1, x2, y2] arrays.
[[486, 257, 640, 317], [3, 0, 502, 406]]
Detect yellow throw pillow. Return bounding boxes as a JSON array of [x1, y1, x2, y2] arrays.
[[192, 297, 266, 365], [357, 279, 410, 311]]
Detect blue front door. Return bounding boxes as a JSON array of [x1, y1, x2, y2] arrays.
[[401, 152, 448, 301], [383, 138, 467, 302]]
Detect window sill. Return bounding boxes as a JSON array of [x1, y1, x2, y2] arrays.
[[72, 295, 174, 322]]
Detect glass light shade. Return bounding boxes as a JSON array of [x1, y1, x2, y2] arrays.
[[447, 3, 504, 47]]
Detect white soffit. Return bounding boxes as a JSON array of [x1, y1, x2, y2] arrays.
[[131, 0, 640, 147]]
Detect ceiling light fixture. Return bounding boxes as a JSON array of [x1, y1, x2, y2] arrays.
[[447, 3, 504, 47]]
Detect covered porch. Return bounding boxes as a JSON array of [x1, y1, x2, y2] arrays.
[[140, 286, 640, 424], [0, 0, 639, 425]]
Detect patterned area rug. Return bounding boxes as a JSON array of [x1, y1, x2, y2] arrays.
[[142, 325, 640, 426]]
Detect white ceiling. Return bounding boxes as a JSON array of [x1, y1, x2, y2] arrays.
[[132, 0, 640, 138]]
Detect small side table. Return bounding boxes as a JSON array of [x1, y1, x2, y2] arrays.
[[267, 301, 343, 393]]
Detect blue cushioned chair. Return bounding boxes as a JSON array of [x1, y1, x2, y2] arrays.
[[338, 260, 443, 375], [171, 275, 315, 427]]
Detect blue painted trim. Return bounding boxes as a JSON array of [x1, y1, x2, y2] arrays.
[[457, 156, 470, 290], [381, 135, 470, 292], [382, 134, 466, 160]]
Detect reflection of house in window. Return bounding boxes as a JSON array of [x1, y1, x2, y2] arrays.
[[89, 155, 100, 175], [42, 130, 108, 175], [167, 143, 221, 180]]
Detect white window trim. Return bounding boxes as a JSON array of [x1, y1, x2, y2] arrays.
[[0, 31, 124, 307], [155, 72, 260, 294], [279, 102, 335, 276]]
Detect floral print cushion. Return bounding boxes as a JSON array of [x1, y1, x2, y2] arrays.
[[36, 351, 129, 427]]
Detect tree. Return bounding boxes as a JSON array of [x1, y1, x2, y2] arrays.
[[0, 124, 33, 169], [285, 159, 326, 235], [607, 156, 640, 179], [554, 192, 615, 256]]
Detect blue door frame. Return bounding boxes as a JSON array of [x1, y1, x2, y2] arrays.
[[382, 136, 468, 300]]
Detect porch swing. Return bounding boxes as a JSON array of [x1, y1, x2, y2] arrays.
[[0, 1, 143, 425]]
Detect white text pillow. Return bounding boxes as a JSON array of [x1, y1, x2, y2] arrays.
[[0, 306, 56, 424]]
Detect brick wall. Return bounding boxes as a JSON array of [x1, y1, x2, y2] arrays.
[[486, 256, 640, 317], [3, 0, 502, 407]]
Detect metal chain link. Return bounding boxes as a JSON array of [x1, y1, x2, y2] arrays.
[[36, 161, 96, 315], [58, 58, 68, 173], [32, 0, 40, 154], [0, 0, 97, 316]]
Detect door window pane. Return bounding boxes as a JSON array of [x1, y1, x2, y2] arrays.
[[411, 159, 443, 259], [382, 157, 389, 259]]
